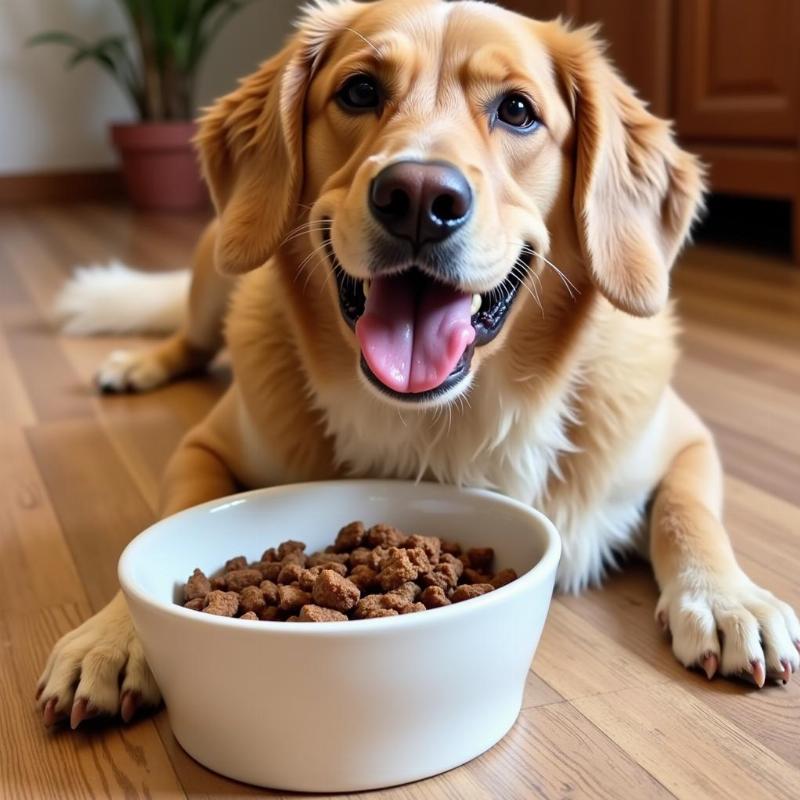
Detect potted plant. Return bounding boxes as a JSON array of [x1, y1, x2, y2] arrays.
[[30, 0, 256, 211]]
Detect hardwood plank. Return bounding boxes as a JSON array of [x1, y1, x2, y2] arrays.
[[26, 419, 156, 611], [1, 603, 186, 800], [458, 702, 674, 800], [0, 257, 93, 423], [532, 599, 670, 700], [0, 426, 87, 612], [573, 683, 800, 799], [522, 667, 563, 709], [0, 328, 36, 425]]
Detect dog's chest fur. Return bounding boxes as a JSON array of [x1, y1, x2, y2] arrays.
[[312, 362, 656, 593]]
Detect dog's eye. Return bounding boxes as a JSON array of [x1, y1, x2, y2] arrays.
[[337, 74, 381, 112], [496, 93, 539, 130]]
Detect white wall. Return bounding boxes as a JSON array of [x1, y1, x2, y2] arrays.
[[0, 0, 301, 175]]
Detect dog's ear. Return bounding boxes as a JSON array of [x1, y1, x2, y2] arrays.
[[553, 24, 705, 316], [195, 1, 358, 275]]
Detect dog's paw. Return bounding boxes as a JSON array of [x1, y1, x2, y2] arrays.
[[657, 569, 800, 686], [36, 593, 161, 728], [96, 349, 169, 393]]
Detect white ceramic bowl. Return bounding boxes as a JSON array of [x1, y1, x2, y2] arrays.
[[118, 480, 560, 792]]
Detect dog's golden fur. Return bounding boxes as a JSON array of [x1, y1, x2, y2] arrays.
[[40, 0, 799, 728]]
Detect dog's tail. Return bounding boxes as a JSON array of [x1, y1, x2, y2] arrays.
[[54, 261, 190, 336]]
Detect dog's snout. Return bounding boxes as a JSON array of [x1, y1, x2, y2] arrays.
[[369, 160, 472, 247]]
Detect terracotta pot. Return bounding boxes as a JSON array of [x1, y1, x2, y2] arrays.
[[111, 122, 208, 212]]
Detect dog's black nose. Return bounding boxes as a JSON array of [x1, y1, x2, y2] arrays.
[[369, 160, 472, 246]]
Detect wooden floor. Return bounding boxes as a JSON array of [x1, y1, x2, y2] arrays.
[[1, 203, 798, 799]]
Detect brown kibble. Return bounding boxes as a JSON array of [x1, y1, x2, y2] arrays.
[[366, 523, 405, 548], [312, 569, 361, 612], [490, 568, 518, 588], [440, 539, 461, 556], [277, 540, 306, 559], [259, 605, 282, 621], [298, 568, 317, 592], [239, 585, 266, 614], [451, 583, 494, 603], [425, 561, 460, 590], [278, 584, 312, 611], [258, 562, 282, 582], [378, 549, 419, 591], [280, 550, 307, 568], [251, 560, 276, 578], [354, 594, 399, 619], [349, 547, 373, 567], [463, 567, 491, 585], [180, 524, 510, 622], [334, 521, 365, 552], [368, 546, 392, 571], [392, 581, 421, 601], [368, 608, 399, 618], [224, 556, 247, 572], [258, 579, 279, 605], [348, 564, 378, 592], [439, 552, 464, 578], [298, 604, 348, 622], [224, 568, 263, 592], [381, 593, 411, 612], [404, 534, 441, 563], [314, 561, 349, 576], [277, 562, 305, 585], [420, 585, 451, 608], [308, 551, 349, 567], [204, 590, 239, 616], [184, 568, 211, 602], [405, 547, 431, 574], [299, 563, 348, 591], [466, 547, 494, 571], [260, 547, 278, 563]]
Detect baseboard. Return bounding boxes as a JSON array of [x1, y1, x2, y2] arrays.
[[0, 168, 124, 204]]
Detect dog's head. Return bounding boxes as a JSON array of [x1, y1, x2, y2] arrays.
[[197, 0, 703, 407]]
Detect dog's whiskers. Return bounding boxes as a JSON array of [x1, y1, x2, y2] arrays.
[[522, 245, 579, 300]]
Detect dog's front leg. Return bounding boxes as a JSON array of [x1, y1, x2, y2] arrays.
[[650, 392, 800, 685], [37, 417, 239, 728]]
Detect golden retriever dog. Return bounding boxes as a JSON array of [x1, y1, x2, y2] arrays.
[[43, 0, 799, 728]]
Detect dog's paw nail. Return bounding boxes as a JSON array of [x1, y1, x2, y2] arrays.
[[779, 659, 792, 683], [69, 697, 97, 730], [120, 690, 140, 723], [750, 659, 766, 688], [656, 610, 668, 632], [702, 652, 718, 680], [42, 698, 59, 728], [35, 683, 44, 701]]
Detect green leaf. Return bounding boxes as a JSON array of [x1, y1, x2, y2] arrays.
[[27, 30, 89, 50]]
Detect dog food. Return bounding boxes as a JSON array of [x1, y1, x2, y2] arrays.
[[179, 522, 518, 623]]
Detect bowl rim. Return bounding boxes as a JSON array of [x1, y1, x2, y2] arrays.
[[118, 479, 561, 636]]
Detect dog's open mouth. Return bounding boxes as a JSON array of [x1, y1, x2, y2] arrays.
[[324, 232, 530, 401]]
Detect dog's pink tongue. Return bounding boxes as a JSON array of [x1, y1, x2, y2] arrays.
[[356, 274, 475, 394]]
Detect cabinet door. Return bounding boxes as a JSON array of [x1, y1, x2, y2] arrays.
[[499, 1, 673, 117], [675, 0, 800, 142]]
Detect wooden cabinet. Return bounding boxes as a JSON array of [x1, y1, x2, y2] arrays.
[[502, 0, 673, 117], [675, 0, 799, 142], [500, 0, 800, 261]]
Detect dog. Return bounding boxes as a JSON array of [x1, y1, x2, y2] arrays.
[[41, 0, 799, 728]]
